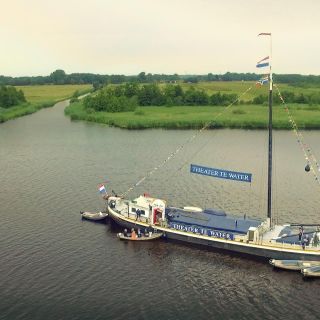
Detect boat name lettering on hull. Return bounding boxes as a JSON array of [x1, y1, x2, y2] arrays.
[[169, 222, 234, 240]]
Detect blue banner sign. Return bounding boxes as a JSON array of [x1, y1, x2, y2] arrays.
[[169, 222, 234, 240], [190, 164, 252, 183]]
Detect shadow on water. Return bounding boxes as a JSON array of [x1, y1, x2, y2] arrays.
[[80, 217, 108, 225]]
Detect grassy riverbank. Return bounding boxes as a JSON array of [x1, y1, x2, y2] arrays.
[[65, 101, 320, 130], [64, 80, 320, 129], [0, 84, 92, 123]]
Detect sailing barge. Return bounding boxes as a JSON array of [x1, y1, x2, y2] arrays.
[[107, 195, 320, 261], [106, 33, 320, 261]]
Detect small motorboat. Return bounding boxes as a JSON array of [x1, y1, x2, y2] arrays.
[[269, 259, 320, 271], [301, 265, 320, 277], [80, 211, 108, 221], [117, 232, 163, 241]]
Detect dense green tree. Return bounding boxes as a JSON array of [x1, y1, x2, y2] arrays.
[[138, 84, 166, 106], [2, 70, 320, 86], [114, 85, 125, 97], [183, 77, 199, 83], [163, 84, 184, 105], [84, 87, 137, 112], [252, 94, 267, 105], [124, 82, 139, 97], [50, 69, 66, 84], [138, 72, 147, 83], [92, 82, 103, 91], [183, 87, 209, 105], [295, 93, 308, 104], [0, 86, 26, 108]]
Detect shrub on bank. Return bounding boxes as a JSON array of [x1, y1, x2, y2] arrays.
[[83, 87, 137, 112], [0, 86, 26, 108]]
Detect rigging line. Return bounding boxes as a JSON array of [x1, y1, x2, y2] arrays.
[[177, 130, 220, 172], [156, 132, 215, 206], [274, 83, 317, 159], [121, 85, 254, 197], [274, 83, 320, 186], [274, 82, 320, 174], [176, 91, 255, 173]]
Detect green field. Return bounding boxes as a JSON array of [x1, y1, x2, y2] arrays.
[[65, 81, 320, 130], [0, 84, 92, 123], [65, 101, 320, 130], [173, 81, 320, 101], [2, 81, 320, 129]]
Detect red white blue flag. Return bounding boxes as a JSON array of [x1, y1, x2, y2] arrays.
[[256, 56, 269, 68], [99, 184, 107, 194]]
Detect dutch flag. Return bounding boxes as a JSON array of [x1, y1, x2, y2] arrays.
[[99, 184, 106, 194], [256, 56, 269, 68]]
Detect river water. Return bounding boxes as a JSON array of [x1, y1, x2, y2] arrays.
[[0, 101, 319, 320]]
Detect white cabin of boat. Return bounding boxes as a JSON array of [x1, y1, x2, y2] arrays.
[[109, 195, 166, 225]]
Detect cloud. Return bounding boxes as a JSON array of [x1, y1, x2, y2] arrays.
[[2, 0, 320, 76]]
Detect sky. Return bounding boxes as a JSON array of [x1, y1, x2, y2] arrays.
[[1, 0, 320, 76]]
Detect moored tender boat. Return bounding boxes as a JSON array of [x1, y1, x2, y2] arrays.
[[269, 259, 320, 271], [117, 232, 163, 241], [80, 211, 108, 221], [301, 265, 320, 277]]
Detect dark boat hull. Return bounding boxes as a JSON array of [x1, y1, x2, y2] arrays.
[[108, 208, 320, 261]]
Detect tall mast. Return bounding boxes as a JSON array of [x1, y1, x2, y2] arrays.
[[267, 35, 273, 225]]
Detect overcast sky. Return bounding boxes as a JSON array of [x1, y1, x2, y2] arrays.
[[1, 0, 320, 76]]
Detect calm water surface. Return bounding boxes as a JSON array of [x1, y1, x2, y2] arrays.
[[1, 101, 320, 320]]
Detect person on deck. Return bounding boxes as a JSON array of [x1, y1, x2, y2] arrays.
[[147, 226, 153, 237], [299, 227, 303, 241], [137, 228, 142, 238], [136, 209, 141, 221], [131, 228, 137, 240], [305, 235, 310, 246], [302, 235, 309, 250]]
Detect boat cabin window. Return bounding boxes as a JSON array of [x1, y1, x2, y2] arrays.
[[131, 208, 146, 216]]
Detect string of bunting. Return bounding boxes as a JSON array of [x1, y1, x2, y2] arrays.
[[121, 86, 253, 197], [274, 83, 320, 186]]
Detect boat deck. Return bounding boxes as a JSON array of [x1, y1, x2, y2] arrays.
[[166, 207, 261, 235], [275, 231, 315, 245], [108, 198, 320, 260]]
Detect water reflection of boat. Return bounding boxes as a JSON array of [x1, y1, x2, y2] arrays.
[[117, 232, 163, 241], [80, 211, 108, 221], [269, 259, 320, 271], [106, 34, 320, 261]]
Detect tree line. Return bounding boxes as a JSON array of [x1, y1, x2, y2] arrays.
[[83, 83, 238, 113], [253, 91, 320, 105], [0, 86, 26, 108], [2, 69, 320, 86]]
